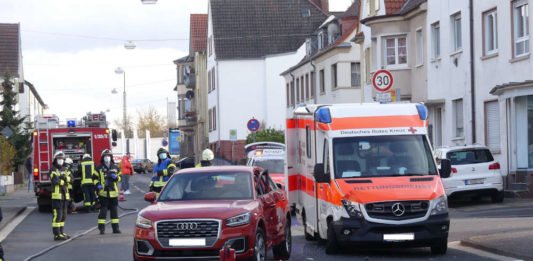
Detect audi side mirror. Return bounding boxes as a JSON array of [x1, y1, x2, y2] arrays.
[[439, 159, 451, 179], [144, 192, 157, 203]]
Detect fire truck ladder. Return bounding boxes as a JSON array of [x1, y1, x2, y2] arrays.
[[37, 128, 51, 177]]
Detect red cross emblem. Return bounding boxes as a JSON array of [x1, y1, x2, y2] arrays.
[[408, 127, 417, 134]]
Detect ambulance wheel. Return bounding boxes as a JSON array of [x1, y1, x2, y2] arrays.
[[325, 222, 339, 255], [273, 217, 291, 260], [430, 238, 448, 255], [303, 212, 315, 241]]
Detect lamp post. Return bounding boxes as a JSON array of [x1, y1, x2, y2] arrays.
[[114, 67, 127, 144]]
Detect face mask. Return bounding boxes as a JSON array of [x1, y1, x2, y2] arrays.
[[104, 156, 111, 164], [57, 159, 64, 166], [159, 153, 167, 160]]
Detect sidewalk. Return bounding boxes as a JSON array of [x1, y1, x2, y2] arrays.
[[459, 198, 533, 261], [0, 184, 36, 232]]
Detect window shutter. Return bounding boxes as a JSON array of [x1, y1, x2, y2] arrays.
[[485, 101, 500, 152]]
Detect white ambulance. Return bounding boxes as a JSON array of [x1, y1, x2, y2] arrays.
[[286, 103, 452, 255], [245, 142, 286, 187]]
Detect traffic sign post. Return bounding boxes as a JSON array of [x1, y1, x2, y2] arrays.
[[372, 69, 394, 92]]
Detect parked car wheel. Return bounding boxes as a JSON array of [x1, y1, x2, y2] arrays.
[[252, 227, 267, 261], [491, 190, 505, 203], [273, 218, 291, 260], [430, 238, 448, 255], [325, 221, 339, 255]]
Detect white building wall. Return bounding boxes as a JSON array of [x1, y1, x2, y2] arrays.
[[427, 0, 472, 146]]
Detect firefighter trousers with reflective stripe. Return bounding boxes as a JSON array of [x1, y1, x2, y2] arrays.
[[52, 199, 67, 235], [98, 197, 119, 226], [82, 184, 97, 207]]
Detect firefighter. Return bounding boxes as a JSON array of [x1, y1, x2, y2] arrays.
[[149, 148, 176, 195], [50, 151, 70, 240], [80, 154, 97, 212], [64, 158, 76, 214], [95, 149, 121, 234], [196, 148, 215, 167]]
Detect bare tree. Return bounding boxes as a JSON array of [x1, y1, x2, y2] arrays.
[[113, 114, 134, 139], [137, 106, 167, 138]]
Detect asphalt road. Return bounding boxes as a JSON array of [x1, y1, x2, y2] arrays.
[[3, 174, 527, 261]]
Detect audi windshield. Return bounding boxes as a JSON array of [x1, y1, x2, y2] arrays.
[[158, 171, 253, 201], [332, 135, 438, 178]]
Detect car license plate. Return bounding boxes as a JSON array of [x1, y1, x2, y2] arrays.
[[169, 238, 206, 247], [383, 233, 414, 241], [465, 179, 484, 185]]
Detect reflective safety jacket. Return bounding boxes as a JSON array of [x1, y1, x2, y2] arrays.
[[94, 164, 121, 198], [150, 159, 176, 189], [80, 160, 97, 185], [50, 166, 70, 201]]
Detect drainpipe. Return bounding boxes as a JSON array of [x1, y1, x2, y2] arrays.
[[469, 0, 476, 143], [310, 60, 317, 104]]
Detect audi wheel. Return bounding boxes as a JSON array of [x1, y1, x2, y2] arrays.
[[252, 227, 267, 261]]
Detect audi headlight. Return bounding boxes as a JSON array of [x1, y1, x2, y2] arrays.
[[341, 200, 364, 219], [430, 196, 448, 215], [226, 212, 251, 227], [136, 215, 153, 229]]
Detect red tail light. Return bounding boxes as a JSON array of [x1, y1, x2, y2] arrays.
[[489, 162, 500, 170], [451, 167, 457, 174]]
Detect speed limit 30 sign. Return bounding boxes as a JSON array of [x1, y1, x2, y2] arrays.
[[372, 69, 394, 92]]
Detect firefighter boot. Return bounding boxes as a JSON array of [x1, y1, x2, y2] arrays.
[[60, 226, 71, 239], [112, 223, 121, 234], [53, 228, 66, 241], [98, 224, 105, 235]]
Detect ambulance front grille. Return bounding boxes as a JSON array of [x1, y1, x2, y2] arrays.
[[365, 201, 429, 220]]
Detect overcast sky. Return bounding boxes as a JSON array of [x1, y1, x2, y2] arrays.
[[0, 0, 353, 128]]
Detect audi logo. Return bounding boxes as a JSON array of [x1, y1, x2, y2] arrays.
[[176, 222, 198, 230], [391, 203, 406, 217]]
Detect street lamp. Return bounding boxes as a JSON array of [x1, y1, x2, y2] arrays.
[[115, 67, 126, 146]]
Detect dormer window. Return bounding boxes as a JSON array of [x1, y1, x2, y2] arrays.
[[306, 38, 312, 56], [318, 31, 325, 49]]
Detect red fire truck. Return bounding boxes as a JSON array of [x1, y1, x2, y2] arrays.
[[32, 112, 117, 212]]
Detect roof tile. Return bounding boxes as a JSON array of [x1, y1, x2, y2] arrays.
[[190, 14, 208, 53]]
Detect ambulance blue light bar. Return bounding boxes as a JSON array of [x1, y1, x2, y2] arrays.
[[416, 104, 428, 120], [316, 107, 332, 124], [67, 120, 76, 127]]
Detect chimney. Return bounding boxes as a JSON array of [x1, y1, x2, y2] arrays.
[[310, 0, 329, 13]]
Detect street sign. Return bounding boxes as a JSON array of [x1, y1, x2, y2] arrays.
[[162, 139, 168, 147], [376, 92, 392, 103], [247, 118, 260, 132], [229, 129, 237, 141], [372, 69, 394, 92]]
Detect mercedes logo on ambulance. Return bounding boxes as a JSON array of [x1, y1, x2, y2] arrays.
[[391, 203, 406, 217], [176, 222, 198, 230]]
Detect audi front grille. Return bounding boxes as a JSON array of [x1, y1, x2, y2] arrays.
[[156, 219, 221, 248]]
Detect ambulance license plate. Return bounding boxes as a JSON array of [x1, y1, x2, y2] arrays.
[[465, 179, 484, 185], [169, 238, 206, 247], [383, 233, 414, 241]]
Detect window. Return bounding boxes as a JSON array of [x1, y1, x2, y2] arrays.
[[323, 139, 330, 175], [416, 29, 424, 65], [286, 83, 290, 107], [296, 78, 300, 103], [290, 81, 295, 106], [512, 0, 529, 57], [208, 108, 212, 131], [365, 48, 371, 84], [351, 63, 361, 87], [451, 13, 462, 51], [208, 36, 213, 56], [306, 126, 311, 158], [431, 22, 441, 59], [300, 76, 305, 101], [305, 74, 309, 100], [453, 99, 464, 137], [318, 31, 324, 49], [383, 36, 407, 66], [331, 64, 337, 88], [212, 106, 217, 131], [485, 100, 500, 152], [319, 69, 325, 93], [212, 67, 216, 91], [310, 71, 315, 99], [483, 9, 498, 55], [208, 70, 211, 92]]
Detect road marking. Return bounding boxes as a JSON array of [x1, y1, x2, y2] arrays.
[[449, 241, 523, 261], [0, 207, 35, 242], [134, 184, 146, 194]]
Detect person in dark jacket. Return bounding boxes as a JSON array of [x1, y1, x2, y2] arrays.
[[94, 149, 122, 234], [149, 148, 176, 195], [50, 151, 70, 240]]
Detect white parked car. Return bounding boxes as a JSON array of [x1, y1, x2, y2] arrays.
[[434, 145, 506, 203]]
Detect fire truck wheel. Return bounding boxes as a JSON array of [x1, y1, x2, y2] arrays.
[[325, 222, 339, 255], [272, 218, 291, 260]]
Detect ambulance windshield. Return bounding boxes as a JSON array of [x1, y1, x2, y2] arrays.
[[332, 135, 438, 178], [252, 159, 284, 173]]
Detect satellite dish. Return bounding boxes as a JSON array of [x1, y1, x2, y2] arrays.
[[186, 90, 195, 100]]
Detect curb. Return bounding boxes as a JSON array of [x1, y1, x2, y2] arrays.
[[460, 239, 529, 261], [0, 206, 27, 232]]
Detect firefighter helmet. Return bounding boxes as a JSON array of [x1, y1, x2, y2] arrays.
[[157, 147, 169, 155], [82, 154, 92, 160], [65, 158, 73, 166], [101, 149, 112, 157], [202, 148, 214, 161], [54, 151, 65, 159]]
